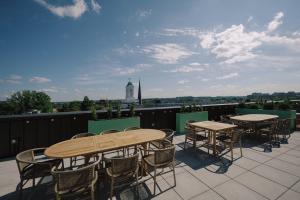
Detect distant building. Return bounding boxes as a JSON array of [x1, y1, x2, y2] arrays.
[[138, 79, 142, 105], [125, 79, 135, 103]]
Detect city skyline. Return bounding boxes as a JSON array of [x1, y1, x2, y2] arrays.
[[0, 0, 300, 101]]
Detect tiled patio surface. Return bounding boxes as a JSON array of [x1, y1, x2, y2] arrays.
[[1, 132, 300, 200]]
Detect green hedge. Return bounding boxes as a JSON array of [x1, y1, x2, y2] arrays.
[[88, 117, 140, 134], [176, 111, 208, 134]]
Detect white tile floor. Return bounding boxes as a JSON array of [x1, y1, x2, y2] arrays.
[[1, 131, 300, 200]]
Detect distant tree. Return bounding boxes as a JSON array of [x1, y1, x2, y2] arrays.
[[6, 90, 52, 114], [107, 104, 113, 119], [91, 105, 98, 120], [68, 101, 81, 111], [81, 96, 92, 111]]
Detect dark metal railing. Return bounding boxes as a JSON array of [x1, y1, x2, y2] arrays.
[[0, 104, 237, 158]]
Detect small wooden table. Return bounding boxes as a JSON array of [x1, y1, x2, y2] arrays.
[[230, 114, 278, 133], [230, 114, 278, 122], [45, 129, 166, 159], [189, 121, 237, 155]]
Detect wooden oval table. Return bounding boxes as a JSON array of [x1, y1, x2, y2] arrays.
[[45, 129, 166, 159]]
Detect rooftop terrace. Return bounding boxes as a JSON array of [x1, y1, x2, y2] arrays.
[[1, 131, 300, 200]]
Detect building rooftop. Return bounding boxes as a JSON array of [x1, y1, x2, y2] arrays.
[[1, 132, 300, 200]]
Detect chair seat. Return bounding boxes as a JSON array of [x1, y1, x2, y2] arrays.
[[23, 163, 52, 179], [150, 139, 171, 148], [186, 132, 207, 141], [216, 133, 231, 141]]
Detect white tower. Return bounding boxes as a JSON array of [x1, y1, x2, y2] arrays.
[[125, 79, 135, 102]]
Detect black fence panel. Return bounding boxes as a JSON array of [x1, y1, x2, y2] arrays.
[[0, 119, 10, 157], [0, 104, 237, 158]]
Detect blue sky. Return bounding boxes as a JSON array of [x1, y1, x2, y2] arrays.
[[0, 0, 300, 101]]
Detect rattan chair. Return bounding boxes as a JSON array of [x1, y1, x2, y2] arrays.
[[150, 129, 175, 149], [260, 119, 279, 151], [219, 128, 243, 161], [51, 159, 100, 200], [100, 129, 119, 135], [16, 148, 61, 196], [277, 119, 291, 144], [123, 127, 141, 155], [100, 129, 123, 166], [124, 127, 140, 131], [106, 152, 139, 199], [140, 144, 176, 195], [184, 120, 208, 150], [70, 133, 96, 166]]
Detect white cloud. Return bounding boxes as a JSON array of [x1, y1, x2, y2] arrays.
[[178, 80, 189, 84], [162, 12, 300, 65], [143, 43, 194, 64], [166, 65, 204, 73], [136, 9, 152, 18], [90, 0, 101, 13], [29, 76, 51, 83], [135, 32, 140, 37], [200, 32, 215, 49], [267, 12, 284, 32], [39, 86, 59, 93], [113, 64, 151, 76], [247, 16, 253, 22], [35, 0, 97, 19], [147, 88, 164, 92], [216, 72, 239, 80], [5, 74, 22, 84], [201, 78, 210, 82]]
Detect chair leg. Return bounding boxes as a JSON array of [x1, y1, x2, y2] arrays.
[[91, 187, 95, 200], [56, 193, 61, 200], [110, 178, 114, 200], [239, 138, 243, 157], [153, 168, 157, 195], [135, 172, 139, 197], [32, 178, 35, 187], [17, 179, 24, 200], [230, 144, 233, 162], [184, 136, 187, 150], [172, 164, 176, 187]]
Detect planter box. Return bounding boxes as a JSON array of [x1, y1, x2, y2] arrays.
[[176, 111, 208, 134], [88, 117, 140, 134], [235, 108, 296, 130]]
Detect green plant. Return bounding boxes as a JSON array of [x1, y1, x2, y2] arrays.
[[248, 104, 259, 109], [107, 104, 113, 119], [129, 103, 135, 117], [116, 104, 122, 118], [188, 104, 193, 112], [192, 103, 197, 112], [263, 102, 274, 110], [237, 103, 246, 108], [180, 104, 186, 113], [91, 106, 98, 120], [277, 103, 290, 110]]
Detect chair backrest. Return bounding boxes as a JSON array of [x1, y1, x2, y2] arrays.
[[220, 115, 232, 124], [124, 127, 140, 131], [110, 153, 139, 175], [185, 120, 196, 130], [100, 129, 119, 135], [277, 119, 290, 135], [232, 129, 243, 143], [52, 159, 99, 192], [16, 149, 35, 173], [154, 145, 175, 166], [160, 129, 175, 143], [71, 132, 94, 139]]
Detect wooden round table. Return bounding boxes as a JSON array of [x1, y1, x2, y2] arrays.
[[45, 129, 166, 159]]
